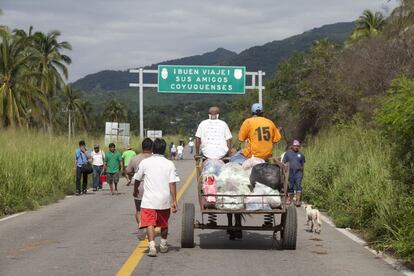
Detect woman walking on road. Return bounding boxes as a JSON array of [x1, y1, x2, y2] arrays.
[[91, 144, 105, 191]]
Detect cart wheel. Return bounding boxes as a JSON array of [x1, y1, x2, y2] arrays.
[[282, 205, 297, 250], [181, 203, 195, 248]]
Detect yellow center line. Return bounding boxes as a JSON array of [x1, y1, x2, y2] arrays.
[[116, 168, 196, 276]]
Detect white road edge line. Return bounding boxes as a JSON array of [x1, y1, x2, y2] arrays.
[[317, 211, 414, 276], [0, 212, 27, 222]]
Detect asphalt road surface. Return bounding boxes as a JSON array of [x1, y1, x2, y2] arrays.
[[0, 152, 408, 276]]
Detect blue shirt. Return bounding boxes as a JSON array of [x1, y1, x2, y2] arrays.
[[282, 150, 305, 173], [75, 148, 91, 167]]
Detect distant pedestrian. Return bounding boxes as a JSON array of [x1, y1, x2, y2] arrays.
[[91, 144, 105, 191], [188, 137, 195, 154], [73, 140, 92, 195], [170, 143, 177, 160], [177, 142, 184, 160], [282, 140, 305, 207], [122, 144, 136, 186], [127, 138, 153, 240], [104, 143, 123, 195], [133, 138, 179, 257]]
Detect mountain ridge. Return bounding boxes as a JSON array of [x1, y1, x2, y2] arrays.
[[73, 21, 354, 93]]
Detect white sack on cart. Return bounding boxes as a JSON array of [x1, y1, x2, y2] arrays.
[[202, 159, 225, 176], [216, 191, 244, 210], [242, 156, 265, 172], [216, 162, 251, 195], [245, 191, 271, 211], [254, 182, 281, 208]]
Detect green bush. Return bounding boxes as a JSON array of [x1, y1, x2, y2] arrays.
[[302, 120, 414, 261], [376, 76, 414, 192]]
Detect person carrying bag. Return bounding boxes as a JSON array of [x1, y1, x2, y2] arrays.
[[80, 151, 93, 174], [74, 140, 92, 195]]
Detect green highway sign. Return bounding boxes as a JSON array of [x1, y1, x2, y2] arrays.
[[157, 65, 246, 94]]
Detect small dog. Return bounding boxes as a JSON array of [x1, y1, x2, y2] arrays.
[[305, 204, 322, 234]]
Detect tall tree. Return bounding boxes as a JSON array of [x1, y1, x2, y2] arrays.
[[346, 10, 385, 47], [32, 30, 72, 134], [60, 85, 84, 138], [0, 28, 44, 127], [103, 100, 128, 122]]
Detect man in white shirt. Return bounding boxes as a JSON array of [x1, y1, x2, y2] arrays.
[[91, 144, 105, 191], [188, 138, 195, 154], [133, 138, 179, 257], [177, 143, 184, 160], [195, 106, 232, 159]]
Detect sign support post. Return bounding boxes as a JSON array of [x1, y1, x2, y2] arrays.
[[139, 68, 144, 139], [258, 70, 263, 106]]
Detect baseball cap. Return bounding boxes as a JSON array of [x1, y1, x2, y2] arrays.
[[94, 144, 99, 148], [251, 103, 263, 114], [126, 144, 132, 150], [293, 140, 300, 146]]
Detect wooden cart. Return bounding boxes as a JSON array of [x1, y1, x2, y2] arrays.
[[181, 157, 297, 250]]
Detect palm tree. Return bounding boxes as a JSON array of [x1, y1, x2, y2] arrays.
[[346, 10, 386, 47], [32, 30, 72, 134], [0, 28, 44, 127], [60, 85, 84, 138], [103, 100, 128, 122], [74, 99, 92, 132]]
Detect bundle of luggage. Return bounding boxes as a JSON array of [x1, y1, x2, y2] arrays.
[[201, 157, 282, 210]]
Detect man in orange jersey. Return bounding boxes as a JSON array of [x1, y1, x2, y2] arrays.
[[229, 103, 282, 235], [230, 103, 282, 164]]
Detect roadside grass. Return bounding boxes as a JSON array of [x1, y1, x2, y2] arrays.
[[0, 131, 190, 217], [302, 121, 414, 261], [0, 130, 77, 216]]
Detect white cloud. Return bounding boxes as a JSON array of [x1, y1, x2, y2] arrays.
[[1, 0, 399, 81]]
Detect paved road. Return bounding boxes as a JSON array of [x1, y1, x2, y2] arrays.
[[0, 154, 407, 276]]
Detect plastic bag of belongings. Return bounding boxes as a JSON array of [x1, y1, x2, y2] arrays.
[[249, 163, 283, 191], [244, 182, 281, 211], [241, 156, 265, 175], [201, 158, 282, 211], [215, 163, 250, 210], [201, 159, 224, 207]]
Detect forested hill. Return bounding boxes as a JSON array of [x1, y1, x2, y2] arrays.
[[72, 48, 237, 91], [72, 22, 354, 91], [221, 22, 355, 77]]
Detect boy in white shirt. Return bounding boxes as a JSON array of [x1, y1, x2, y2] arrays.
[[133, 138, 179, 257]]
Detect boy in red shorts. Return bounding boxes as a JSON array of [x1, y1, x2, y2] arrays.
[[133, 138, 179, 257]]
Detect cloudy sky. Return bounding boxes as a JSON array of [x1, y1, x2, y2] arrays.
[[1, 0, 398, 81]]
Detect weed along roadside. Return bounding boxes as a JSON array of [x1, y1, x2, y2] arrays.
[[0, 130, 81, 217], [302, 120, 414, 263], [0, 130, 190, 217]]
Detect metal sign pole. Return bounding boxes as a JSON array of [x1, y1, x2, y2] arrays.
[[258, 70, 263, 107], [139, 68, 144, 139]]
